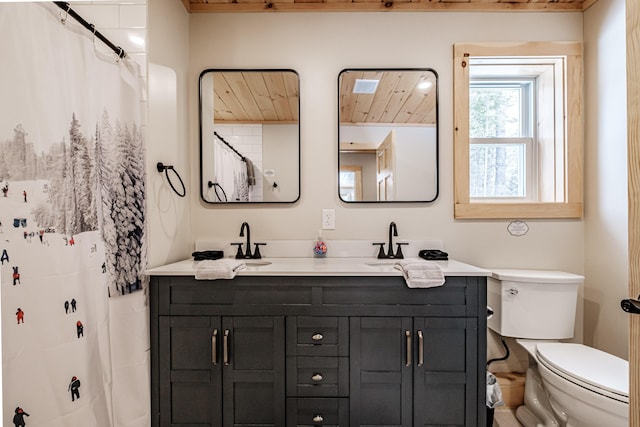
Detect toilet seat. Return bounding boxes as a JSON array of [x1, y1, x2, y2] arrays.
[[536, 342, 628, 403]]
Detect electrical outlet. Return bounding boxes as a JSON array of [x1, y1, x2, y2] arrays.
[[322, 209, 335, 230]]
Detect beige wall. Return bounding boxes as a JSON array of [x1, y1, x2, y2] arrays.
[[187, 13, 584, 265], [584, 0, 628, 359]]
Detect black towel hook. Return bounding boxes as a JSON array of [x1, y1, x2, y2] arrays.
[[157, 162, 186, 197]]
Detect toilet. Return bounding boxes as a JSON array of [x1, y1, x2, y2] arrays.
[[487, 269, 629, 427]]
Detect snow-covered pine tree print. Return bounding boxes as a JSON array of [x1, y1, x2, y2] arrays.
[[7, 111, 146, 296]]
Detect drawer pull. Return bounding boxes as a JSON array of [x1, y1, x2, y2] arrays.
[[223, 329, 230, 365], [311, 373, 323, 382], [417, 330, 424, 366], [212, 329, 218, 365], [312, 333, 324, 341], [312, 414, 324, 423], [405, 330, 412, 366]]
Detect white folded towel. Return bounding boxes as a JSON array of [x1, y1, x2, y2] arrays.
[[195, 259, 246, 280], [394, 260, 445, 288]]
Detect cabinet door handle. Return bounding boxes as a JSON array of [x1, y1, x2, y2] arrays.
[[223, 329, 230, 365], [311, 373, 323, 382], [312, 414, 324, 423], [211, 329, 218, 365], [312, 333, 323, 342], [417, 330, 424, 366], [405, 330, 412, 366]]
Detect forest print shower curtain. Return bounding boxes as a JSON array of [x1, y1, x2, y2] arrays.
[[0, 3, 147, 426]]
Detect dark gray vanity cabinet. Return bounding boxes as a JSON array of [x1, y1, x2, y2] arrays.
[[350, 317, 477, 427], [157, 315, 285, 426], [150, 275, 486, 427]]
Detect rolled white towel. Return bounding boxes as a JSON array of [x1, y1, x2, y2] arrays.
[[394, 260, 445, 288], [195, 259, 246, 280]]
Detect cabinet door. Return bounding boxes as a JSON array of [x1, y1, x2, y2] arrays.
[[413, 317, 478, 426], [349, 317, 412, 427], [158, 316, 222, 426], [222, 316, 286, 427]]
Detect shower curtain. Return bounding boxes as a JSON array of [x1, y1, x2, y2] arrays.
[[0, 3, 148, 426], [213, 139, 249, 201]]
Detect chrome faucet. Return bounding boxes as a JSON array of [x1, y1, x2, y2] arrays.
[[373, 221, 407, 259], [232, 222, 266, 259]]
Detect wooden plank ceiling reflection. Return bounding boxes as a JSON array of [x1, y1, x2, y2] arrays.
[[340, 70, 437, 125], [213, 71, 299, 124], [184, 0, 597, 13]]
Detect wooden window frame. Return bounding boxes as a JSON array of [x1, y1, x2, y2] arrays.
[[454, 42, 584, 219]]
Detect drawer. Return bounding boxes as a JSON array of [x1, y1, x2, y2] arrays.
[[286, 317, 348, 357], [286, 398, 349, 427], [155, 276, 314, 314], [287, 357, 348, 397]]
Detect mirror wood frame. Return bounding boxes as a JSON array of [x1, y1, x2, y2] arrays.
[[199, 69, 301, 204], [338, 68, 440, 203]]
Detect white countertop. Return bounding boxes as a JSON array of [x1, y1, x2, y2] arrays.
[[146, 257, 489, 277]]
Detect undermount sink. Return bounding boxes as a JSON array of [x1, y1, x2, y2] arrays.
[[244, 260, 272, 267], [364, 260, 400, 267]]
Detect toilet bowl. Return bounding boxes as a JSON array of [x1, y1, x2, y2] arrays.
[[487, 269, 629, 427]]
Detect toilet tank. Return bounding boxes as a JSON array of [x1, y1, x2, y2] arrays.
[[487, 269, 583, 340]]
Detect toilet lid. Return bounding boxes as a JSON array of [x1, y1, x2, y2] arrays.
[[490, 269, 584, 284], [536, 343, 628, 402]]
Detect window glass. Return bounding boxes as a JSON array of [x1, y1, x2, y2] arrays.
[[339, 170, 356, 201], [470, 86, 523, 138], [470, 143, 526, 198]]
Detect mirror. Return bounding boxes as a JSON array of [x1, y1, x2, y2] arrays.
[[338, 68, 439, 202], [200, 69, 300, 203]]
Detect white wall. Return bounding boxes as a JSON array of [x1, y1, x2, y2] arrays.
[[263, 124, 299, 202], [147, 0, 192, 267], [584, 0, 628, 359]]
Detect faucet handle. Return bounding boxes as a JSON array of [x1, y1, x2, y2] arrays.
[[395, 242, 408, 259], [252, 243, 267, 259], [231, 242, 244, 259], [373, 242, 387, 259]]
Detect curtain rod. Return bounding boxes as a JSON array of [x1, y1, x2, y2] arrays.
[[214, 131, 246, 162], [53, 1, 127, 59]]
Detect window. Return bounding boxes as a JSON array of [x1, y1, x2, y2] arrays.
[[454, 42, 584, 219], [339, 166, 363, 201], [470, 79, 535, 201]]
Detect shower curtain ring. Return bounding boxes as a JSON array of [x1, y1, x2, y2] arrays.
[[60, 4, 70, 24], [90, 24, 97, 50]]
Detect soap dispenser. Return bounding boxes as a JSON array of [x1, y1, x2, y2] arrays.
[[313, 230, 327, 258]]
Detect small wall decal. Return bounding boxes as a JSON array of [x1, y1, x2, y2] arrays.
[[507, 220, 529, 237], [1, 249, 9, 264], [16, 308, 24, 324], [76, 321, 83, 338], [68, 376, 81, 401], [13, 406, 29, 426]]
